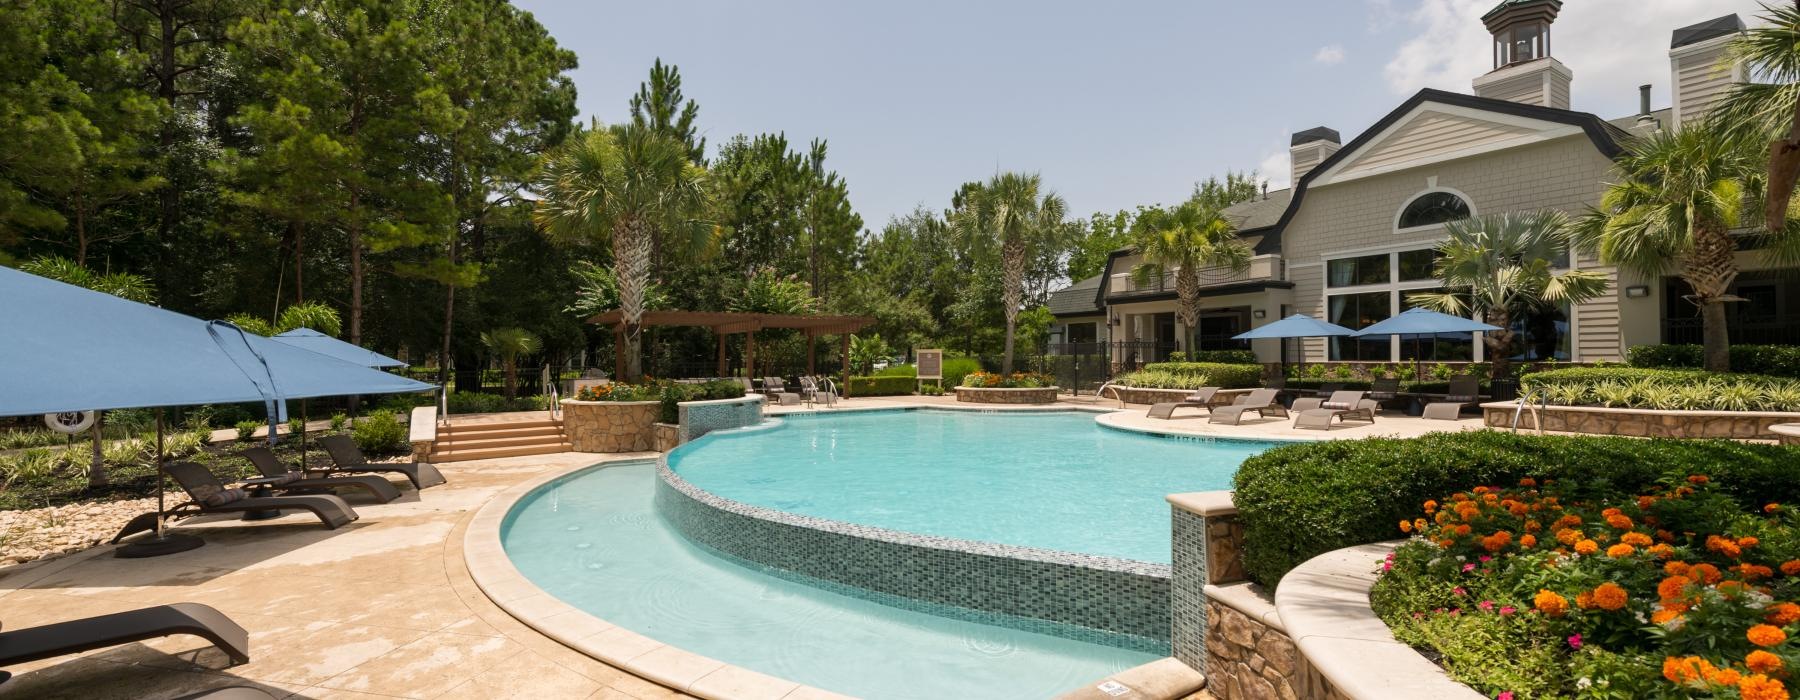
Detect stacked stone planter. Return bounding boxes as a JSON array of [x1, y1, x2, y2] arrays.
[[1482, 402, 1800, 440], [953, 386, 1059, 404], [560, 399, 659, 453], [652, 423, 680, 452]]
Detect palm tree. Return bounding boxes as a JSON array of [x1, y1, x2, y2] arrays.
[[949, 172, 1066, 375], [1129, 198, 1253, 353], [1571, 126, 1766, 372], [481, 327, 542, 398], [534, 122, 712, 381], [1409, 211, 1608, 379], [1712, 1, 1800, 231]]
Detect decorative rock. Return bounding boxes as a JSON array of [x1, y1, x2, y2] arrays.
[[0, 496, 160, 566]]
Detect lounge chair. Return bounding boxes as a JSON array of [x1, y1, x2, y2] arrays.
[[173, 689, 278, 700], [161, 462, 358, 530], [1147, 387, 1221, 419], [1292, 389, 1365, 413], [242, 447, 401, 504], [1209, 389, 1289, 425], [317, 435, 446, 489], [1423, 375, 1482, 420], [763, 377, 801, 406], [1293, 390, 1379, 430], [1311, 382, 1344, 398], [0, 603, 250, 675], [1369, 377, 1402, 407]]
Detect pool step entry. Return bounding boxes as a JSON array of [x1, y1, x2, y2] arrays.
[[428, 418, 572, 462]]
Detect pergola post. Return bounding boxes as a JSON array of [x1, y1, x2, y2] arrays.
[[806, 330, 816, 377], [716, 333, 727, 377], [746, 331, 757, 382], [840, 334, 851, 398]]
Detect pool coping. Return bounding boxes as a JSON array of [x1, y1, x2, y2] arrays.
[[465, 458, 853, 700]]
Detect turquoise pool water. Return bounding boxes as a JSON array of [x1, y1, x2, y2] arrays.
[[668, 409, 1276, 563], [502, 461, 1158, 699]]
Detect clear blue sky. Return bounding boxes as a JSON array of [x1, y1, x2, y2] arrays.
[[513, 0, 1763, 230]]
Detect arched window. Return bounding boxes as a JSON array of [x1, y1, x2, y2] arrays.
[[1397, 191, 1472, 229]]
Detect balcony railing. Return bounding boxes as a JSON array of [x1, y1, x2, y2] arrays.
[[1107, 254, 1279, 297]]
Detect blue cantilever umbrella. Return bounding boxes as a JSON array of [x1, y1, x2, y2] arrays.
[[1351, 307, 1502, 378], [272, 327, 406, 369], [1232, 314, 1357, 372], [0, 266, 434, 555]]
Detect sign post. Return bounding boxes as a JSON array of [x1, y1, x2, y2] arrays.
[[915, 349, 943, 394]]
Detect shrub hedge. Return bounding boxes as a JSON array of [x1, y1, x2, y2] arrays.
[[1520, 366, 1800, 411], [849, 376, 916, 396], [1167, 349, 1259, 364], [1130, 362, 1263, 389], [1231, 431, 1800, 588], [1627, 343, 1800, 378], [351, 410, 408, 453], [657, 380, 746, 424]]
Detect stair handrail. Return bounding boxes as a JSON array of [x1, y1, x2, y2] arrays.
[[543, 364, 560, 419]]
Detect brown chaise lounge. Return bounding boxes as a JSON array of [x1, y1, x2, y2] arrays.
[[1147, 387, 1221, 420], [0, 603, 250, 676], [1423, 375, 1482, 420], [1292, 390, 1379, 430], [318, 435, 446, 489], [165, 462, 359, 529], [1209, 389, 1289, 425], [242, 447, 401, 503]]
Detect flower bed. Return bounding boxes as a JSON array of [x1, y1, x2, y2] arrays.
[[1374, 474, 1800, 699], [1521, 368, 1800, 412], [953, 385, 1059, 404], [962, 371, 1054, 388], [1118, 362, 1262, 391]]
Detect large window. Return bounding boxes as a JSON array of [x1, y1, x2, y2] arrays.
[[1397, 192, 1471, 229], [1511, 305, 1570, 361], [1397, 290, 1475, 361], [1328, 254, 1390, 287], [1327, 291, 1391, 360], [1398, 249, 1441, 281]]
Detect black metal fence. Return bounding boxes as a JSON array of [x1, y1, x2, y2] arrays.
[[1663, 316, 1800, 347]]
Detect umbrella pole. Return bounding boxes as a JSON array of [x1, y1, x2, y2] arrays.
[[300, 399, 308, 470], [115, 409, 204, 558]]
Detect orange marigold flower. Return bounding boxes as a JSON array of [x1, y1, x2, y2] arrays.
[[1556, 528, 1583, 546], [1689, 475, 1711, 484], [1423, 500, 1438, 513], [1659, 529, 1677, 542], [1534, 589, 1569, 617], [1650, 543, 1676, 559], [1455, 524, 1473, 536], [1525, 519, 1542, 532], [1399, 520, 1413, 533], [1621, 532, 1653, 546], [1665, 656, 1717, 683], [1659, 576, 1692, 601], [1519, 534, 1538, 548], [1693, 563, 1723, 584], [1473, 486, 1490, 494], [1606, 514, 1634, 530], [1575, 539, 1600, 555], [1740, 674, 1790, 700], [1768, 503, 1782, 514], [1555, 514, 1582, 528], [1781, 561, 1800, 577], [1593, 582, 1628, 611], [1414, 518, 1428, 532], [1607, 543, 1636, 558], [1602, 507, 1623, 517], [1723, 581, 1751, 597], [1741, 564, 1776, 580], [1666, 561, 1693, 577], [1708, 535, 1744, 558], [1482, 531, 1513, 553], [1742, 536, 1762, 549], [1638, 495, 1657, 509], [1750, 624, 1788, 647], [1749, 650, 1787, 675], [1767, 602, 1800, 626], [1652, 608, 1683, 624], [1575, 591, 1596, 609], [1507, 502, 1528, 517], [1714, 668, 1745, 686]]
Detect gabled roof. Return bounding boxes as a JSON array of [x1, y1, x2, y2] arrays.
[[1254, 88, 1628, 255], [1223, 188, 1292, 233], [1048, 274, 1105, 317]]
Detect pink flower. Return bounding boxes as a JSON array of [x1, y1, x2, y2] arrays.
[[1449, 608, 1462, 616], [1567, 633, 1582, 650], [1453, 587, 1468, 597], [1479, 555, 1492, 563], [1478, 600, 1494, 612], [1499, 606, 1517, 616], [1462, 563, 1477, 572], [1382, 561, 1393, 571], [1497, 692, 1515, 700]]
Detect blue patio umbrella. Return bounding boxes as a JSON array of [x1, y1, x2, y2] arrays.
[[272, 327, 406, 369], [1232, 314, 1357, 373], [1351, 307, 1502, 377], [0, 266, 433, 555]]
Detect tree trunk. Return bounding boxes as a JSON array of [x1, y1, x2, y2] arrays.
[[503, 359, 517, 398], [1767, 55, 1800, 231], [615, 217, 651, 382], [155, 0, 180, 245], [1001, 233, 1025, 375], [1686, 223, 1740, 372], [293, 220, 304, 303], [87, 412, 107, 488], [349, 189, 363, 346], [1700, 300, 1731, 372], [1484, 309, 1514, 379], [1175, 266, 1201, 354], [74, 194, 88, 266]]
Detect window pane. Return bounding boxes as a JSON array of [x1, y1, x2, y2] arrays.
[[1398, 249, 1440, 281], [1512, 303, 1570, 361], [1327, 254, 1389, 287], [1398, 192, 1471, 229], [1327, 291, 1392, 360]]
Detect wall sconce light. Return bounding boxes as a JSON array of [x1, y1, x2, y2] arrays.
[[1108, 311, 1120, 326], [1624, 285, 1651, 298], [1253, 309, 1267, 319]]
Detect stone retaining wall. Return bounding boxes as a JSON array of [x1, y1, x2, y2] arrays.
[[1481, 402, 1800, 440], [653, 423, 679, 452], [1207, 598, 1300, 700], [953, 386, 1060, 404], [561, 400, 659, 452]]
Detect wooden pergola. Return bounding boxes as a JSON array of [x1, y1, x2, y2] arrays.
[[585, 310, 876, 395]]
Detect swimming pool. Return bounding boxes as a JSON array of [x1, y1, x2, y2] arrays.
[[667, 408, 1276, 564], [501, 461, 1159, 699]]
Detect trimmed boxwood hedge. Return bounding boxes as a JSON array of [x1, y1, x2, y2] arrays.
[[1627, 343, 1800, 378], [848, 376, 915, 396], [1167, 349, 1259, 364], [1232, 431, 1800, 588]]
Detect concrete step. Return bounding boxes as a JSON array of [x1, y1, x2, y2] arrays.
[[428, 441, 572, 462], [442, 419, 562, 434], [434, 433, 570, 451], [437, 425, 565, 442]]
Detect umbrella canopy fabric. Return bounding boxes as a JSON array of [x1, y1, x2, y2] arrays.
[[272, 327, 406, 369], [1232, 314, 1357, 340], [0, 267, 433, 417], [1349, 307, 1501, 338]]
